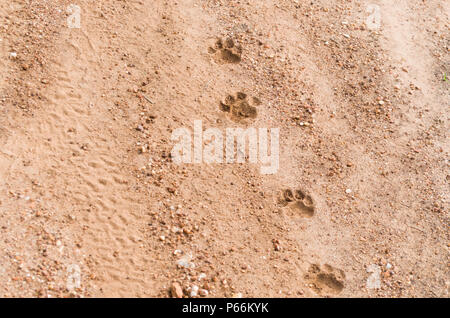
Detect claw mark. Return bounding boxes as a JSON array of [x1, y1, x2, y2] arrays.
[[305, 264, 345, 295], [219, 92, 259, 122], [280, 188, 315, 218]]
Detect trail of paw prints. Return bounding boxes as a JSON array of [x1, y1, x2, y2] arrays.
[[208, 38, 242, 64], [304, 264, 345, 296], [279, 189, 315, 218], [219, 92, 261, 122]]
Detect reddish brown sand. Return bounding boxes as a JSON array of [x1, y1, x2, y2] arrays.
[[0, 0, 448, 297]]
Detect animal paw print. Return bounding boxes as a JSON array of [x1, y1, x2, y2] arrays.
[[279, 189, 315, 218], [219, 92, 260, 122], [304, 264, 345, 296], [208, 38, 242, 64]]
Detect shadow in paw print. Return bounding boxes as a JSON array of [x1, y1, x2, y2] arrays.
[[280, 189, 315, 218], [304, 264, 345, 296], [208, 38, 242, 64]]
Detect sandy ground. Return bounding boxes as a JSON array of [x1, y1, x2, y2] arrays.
[[0, 0, 448, 298]]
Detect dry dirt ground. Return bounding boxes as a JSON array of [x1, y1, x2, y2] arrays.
[[0, 0, 448, 298]]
